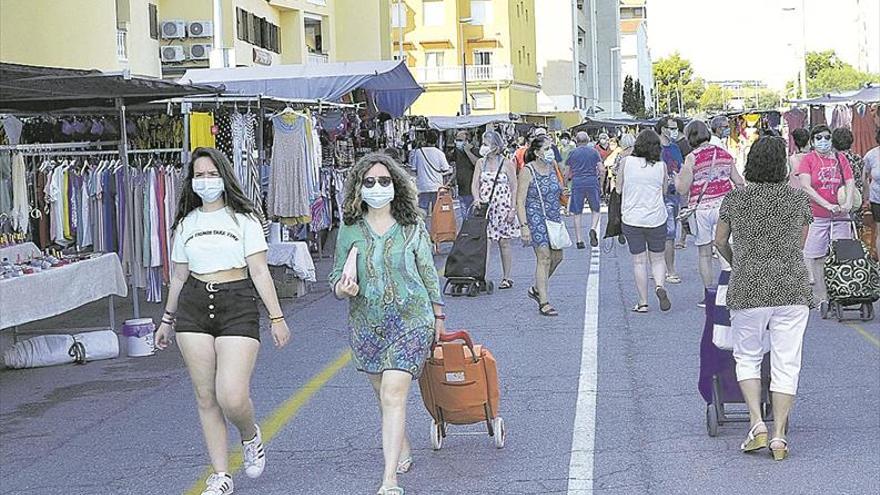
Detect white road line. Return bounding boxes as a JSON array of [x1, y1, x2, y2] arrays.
[[567, 245, 601, 495]]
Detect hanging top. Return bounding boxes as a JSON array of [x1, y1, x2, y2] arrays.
[[180, 61, 424, 118]]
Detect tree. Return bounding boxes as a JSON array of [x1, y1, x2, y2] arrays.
[[652, 52, 703, 115], [634, 79, 646, 118], [622, 75, 636, 116], [787, 50, 880, 98], [699, 84, 731, 113]]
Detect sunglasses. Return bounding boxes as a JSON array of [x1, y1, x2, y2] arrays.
[[814, 134, 831, 141], [363, 176, 392, 188]]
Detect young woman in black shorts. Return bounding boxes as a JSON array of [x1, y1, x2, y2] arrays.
[[155, 147, 291, 495]]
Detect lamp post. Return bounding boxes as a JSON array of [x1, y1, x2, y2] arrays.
[[397, 1, 405, 62], [782, 1, 808, 99], [610, 46, 620, 117], [677, 68, 686, 115], [459, 17, 473, 115]]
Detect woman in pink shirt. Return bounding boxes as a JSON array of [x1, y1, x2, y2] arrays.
[[796, 125, 856, 314]]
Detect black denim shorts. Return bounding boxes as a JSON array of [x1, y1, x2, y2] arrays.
[[176, 278, 261, 341]]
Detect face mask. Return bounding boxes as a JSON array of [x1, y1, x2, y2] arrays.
[[455, 140, 465, 150], [668, 129, 680, 141], [561, 139, 570, 146], [542, 150, 555, 163], [361, 183, 395, 209], [192, 177, 225, 203], [599, 139, 609, 147], [721, 128, 731, 139], [480, 145, 493, 157], [814, 139, 832, 153]]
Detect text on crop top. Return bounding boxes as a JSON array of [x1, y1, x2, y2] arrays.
[[171, 208, 267, 275]]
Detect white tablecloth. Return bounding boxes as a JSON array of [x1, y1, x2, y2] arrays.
[[0, 242, 41, 262], [0, 253, 128, 330], [266, 242, 316, 282]]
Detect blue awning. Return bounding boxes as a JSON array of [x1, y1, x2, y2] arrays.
[[181, 61, 424, 118]]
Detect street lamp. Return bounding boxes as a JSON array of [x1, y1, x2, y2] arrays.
[[782, 1, 808, 99], [459, 17, 473, 116], [610, 46, 620, 117], [677, 68, 687, 115]]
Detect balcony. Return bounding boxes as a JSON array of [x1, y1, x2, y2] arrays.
[[116, 29, 128, 61], [307, 52, 329, 64], [412, 65, 514, 84]]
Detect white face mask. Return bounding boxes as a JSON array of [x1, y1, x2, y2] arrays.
[[192, 177, 225, 203], [667, 129, 680, 141], [361, 183, 395, 209], [561, 139, 570, 146], [480, 145, 493, 157], [542, 150, 555, 163]]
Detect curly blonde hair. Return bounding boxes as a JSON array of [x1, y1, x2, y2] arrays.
[[342, 152, 423, 226]]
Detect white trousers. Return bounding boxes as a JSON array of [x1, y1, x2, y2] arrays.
[[731, 305, 810, 396]]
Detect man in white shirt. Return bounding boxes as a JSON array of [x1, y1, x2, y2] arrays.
[[409, 129, 451, 214]]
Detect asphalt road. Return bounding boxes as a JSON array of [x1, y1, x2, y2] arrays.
[[1, 215, 878, 495]]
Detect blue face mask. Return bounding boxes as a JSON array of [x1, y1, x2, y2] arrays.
[[814, 138, 832, 154], [721, 128, 731, 139]]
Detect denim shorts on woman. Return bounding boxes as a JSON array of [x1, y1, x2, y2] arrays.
[[176, 278, 261, 341]]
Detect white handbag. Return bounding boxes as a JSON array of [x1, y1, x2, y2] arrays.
[[529, 165, 572, 250]]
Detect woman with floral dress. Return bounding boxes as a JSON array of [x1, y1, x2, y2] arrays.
[[471, 130, 520, 289], [517, 136, 565, 317], [329, 153, 445, 495]]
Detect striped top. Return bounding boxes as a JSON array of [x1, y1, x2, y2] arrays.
[[689, 144, 735, 209]]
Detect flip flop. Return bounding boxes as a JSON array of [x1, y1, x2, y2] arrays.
[[539, 303, 559, 317], [632, 304, 649, 313], [527, 286, 540, 305], [396, 456, 413, 474], [655, 286, 671, 312], [499, 279, 514, 290]]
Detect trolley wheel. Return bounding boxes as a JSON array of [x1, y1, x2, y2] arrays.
[[431, 420, 444, 450], [820, 301, 829, 319], [485, 281, 495, 295], [835, 302, 844, 322], [467, 283, 480, 297], [492, 417, 506, 449], [706, 404, 719, 437], [861, 303, 874, 321]]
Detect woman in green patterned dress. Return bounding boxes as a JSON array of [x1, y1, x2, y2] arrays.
[[329, 153, 446, 495]]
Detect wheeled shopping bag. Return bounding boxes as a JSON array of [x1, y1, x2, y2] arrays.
[[823, 235, 879, 322], [430, 187, 458, 253], [699, 285, 773, 437], [418, 330, 505, 450], [442, 205, 493, 297]]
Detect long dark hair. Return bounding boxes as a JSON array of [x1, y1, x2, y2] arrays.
[[525, 136, 549, 164], [342, 152, 422, 226], [172, 147, 259, 229]]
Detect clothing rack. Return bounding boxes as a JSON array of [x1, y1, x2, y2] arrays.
[[0, 140, 120, 152]]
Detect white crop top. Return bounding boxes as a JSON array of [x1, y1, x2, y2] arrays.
[[171, 208, 268, 275]]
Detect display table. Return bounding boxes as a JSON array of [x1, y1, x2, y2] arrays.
[[267, 242, 317, 282], [0, 253, 128, 330], [267, 242, 316, 299], [0, 242, 42, 262]]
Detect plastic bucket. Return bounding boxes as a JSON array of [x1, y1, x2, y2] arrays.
[[122, 318, 155, 357]]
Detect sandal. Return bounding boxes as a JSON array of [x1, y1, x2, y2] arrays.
[[396, 456, 413, 474], [539, 303, 559, 317], [632, 304, 649, 313], [377, 487, 405, 495], [527, 286, 540, 305], [665, 274, 682, 284], [769, 437, 789, 461], [740, 422, 768, 452], [655, 286, 672, 312], [499, 279, 514, 290]]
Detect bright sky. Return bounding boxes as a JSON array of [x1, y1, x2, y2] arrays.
[[646, 0, 880, 89]]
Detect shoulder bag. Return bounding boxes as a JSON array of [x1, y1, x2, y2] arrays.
[[527, 164, 572, 250], [834, 152, 861, 208], [472, 157, 506, 219], [677, 148, 717, 226]]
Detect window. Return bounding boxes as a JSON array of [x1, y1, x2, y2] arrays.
[[578, 28, 585, 46], [423, 0, 444, 26], [148, 4, 158, 40], [236, 8, 280, 54], [473, 50, 492, 66], [470, 0, 492, 25], [472, 92, 495, 110], [391, 2, 406, 28], [425, 51, 444, 67]]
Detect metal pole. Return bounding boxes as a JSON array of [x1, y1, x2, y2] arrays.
[[800, 0, 808, 98], [116, 97, 139, 319], [397, 1, 404, 62], [460, 21, 469, 115]]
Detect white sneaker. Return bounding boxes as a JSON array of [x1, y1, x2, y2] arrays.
[[242, 424, 266, 479], [201, 473, 233, 495]]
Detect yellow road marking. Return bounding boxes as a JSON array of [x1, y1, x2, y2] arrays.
[[184, 350, 352, 495], [847, 322, 880, 348]]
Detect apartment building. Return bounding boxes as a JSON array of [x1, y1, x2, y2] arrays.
[[0, 0, 392, 79], [535, 0, 621, 119], [392, 0, 539, 116], [619, 0, 654, 113]]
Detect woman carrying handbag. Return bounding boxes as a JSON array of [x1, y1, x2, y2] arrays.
[[517, 136, 570, 317]]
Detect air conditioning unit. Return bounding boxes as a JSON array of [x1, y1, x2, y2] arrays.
[[189, 44, 213, 60], [160, 45, 186, 63], [187, 21, 213, 38], [161, 20, 186, 39]]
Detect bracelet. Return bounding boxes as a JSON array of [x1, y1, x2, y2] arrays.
[[164, 310, 177, 318], [434, 314, 446, 320], [161, 318, 176, 326], [269, 315, 285, 322]]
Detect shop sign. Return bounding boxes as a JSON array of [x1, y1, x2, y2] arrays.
[[253, 48, 272, 66]]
